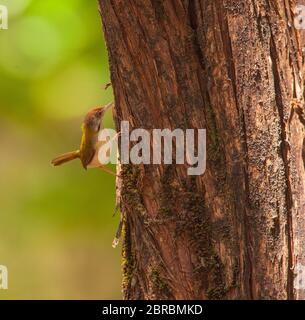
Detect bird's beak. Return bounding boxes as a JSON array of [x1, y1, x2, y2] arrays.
[[103, 102, 114, 112]]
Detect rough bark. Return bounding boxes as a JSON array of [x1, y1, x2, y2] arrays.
[[99, 0, 305, 300]]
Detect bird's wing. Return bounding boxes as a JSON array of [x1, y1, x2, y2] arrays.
[[80, 129, 96, 169], [80, 144, 95, 169]]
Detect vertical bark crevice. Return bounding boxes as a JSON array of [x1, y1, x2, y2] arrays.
[[269, 33, 294, 299], [217, 2, 256, 299]]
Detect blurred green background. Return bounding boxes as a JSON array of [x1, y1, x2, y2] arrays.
[[0, 0, 121, 299]]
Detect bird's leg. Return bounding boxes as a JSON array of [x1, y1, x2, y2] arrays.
[[98, 165, 116, 176], [98, 131, 120, 176]]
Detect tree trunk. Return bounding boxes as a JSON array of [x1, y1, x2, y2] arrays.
[[99, 0, 305, 300]]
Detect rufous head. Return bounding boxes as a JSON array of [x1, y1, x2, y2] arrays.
[[83, 103, 113, 132]]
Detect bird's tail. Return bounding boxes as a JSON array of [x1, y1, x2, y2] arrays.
[[51, 150, 80, 166]]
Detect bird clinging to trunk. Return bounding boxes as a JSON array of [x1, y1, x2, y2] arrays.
[[51, 102, 115, 175]]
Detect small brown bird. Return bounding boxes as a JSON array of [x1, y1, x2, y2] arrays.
[[51, 102, 115, 175]]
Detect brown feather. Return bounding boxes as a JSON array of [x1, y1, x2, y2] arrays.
[[51, 150, 80, 166]]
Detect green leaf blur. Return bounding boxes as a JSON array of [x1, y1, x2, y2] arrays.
[[0, 0, 121, 299]]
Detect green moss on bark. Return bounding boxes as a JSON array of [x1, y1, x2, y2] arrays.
[[149, 265, 172, 299]]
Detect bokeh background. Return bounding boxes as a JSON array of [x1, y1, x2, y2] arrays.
[[0, 0, 121, 299]]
